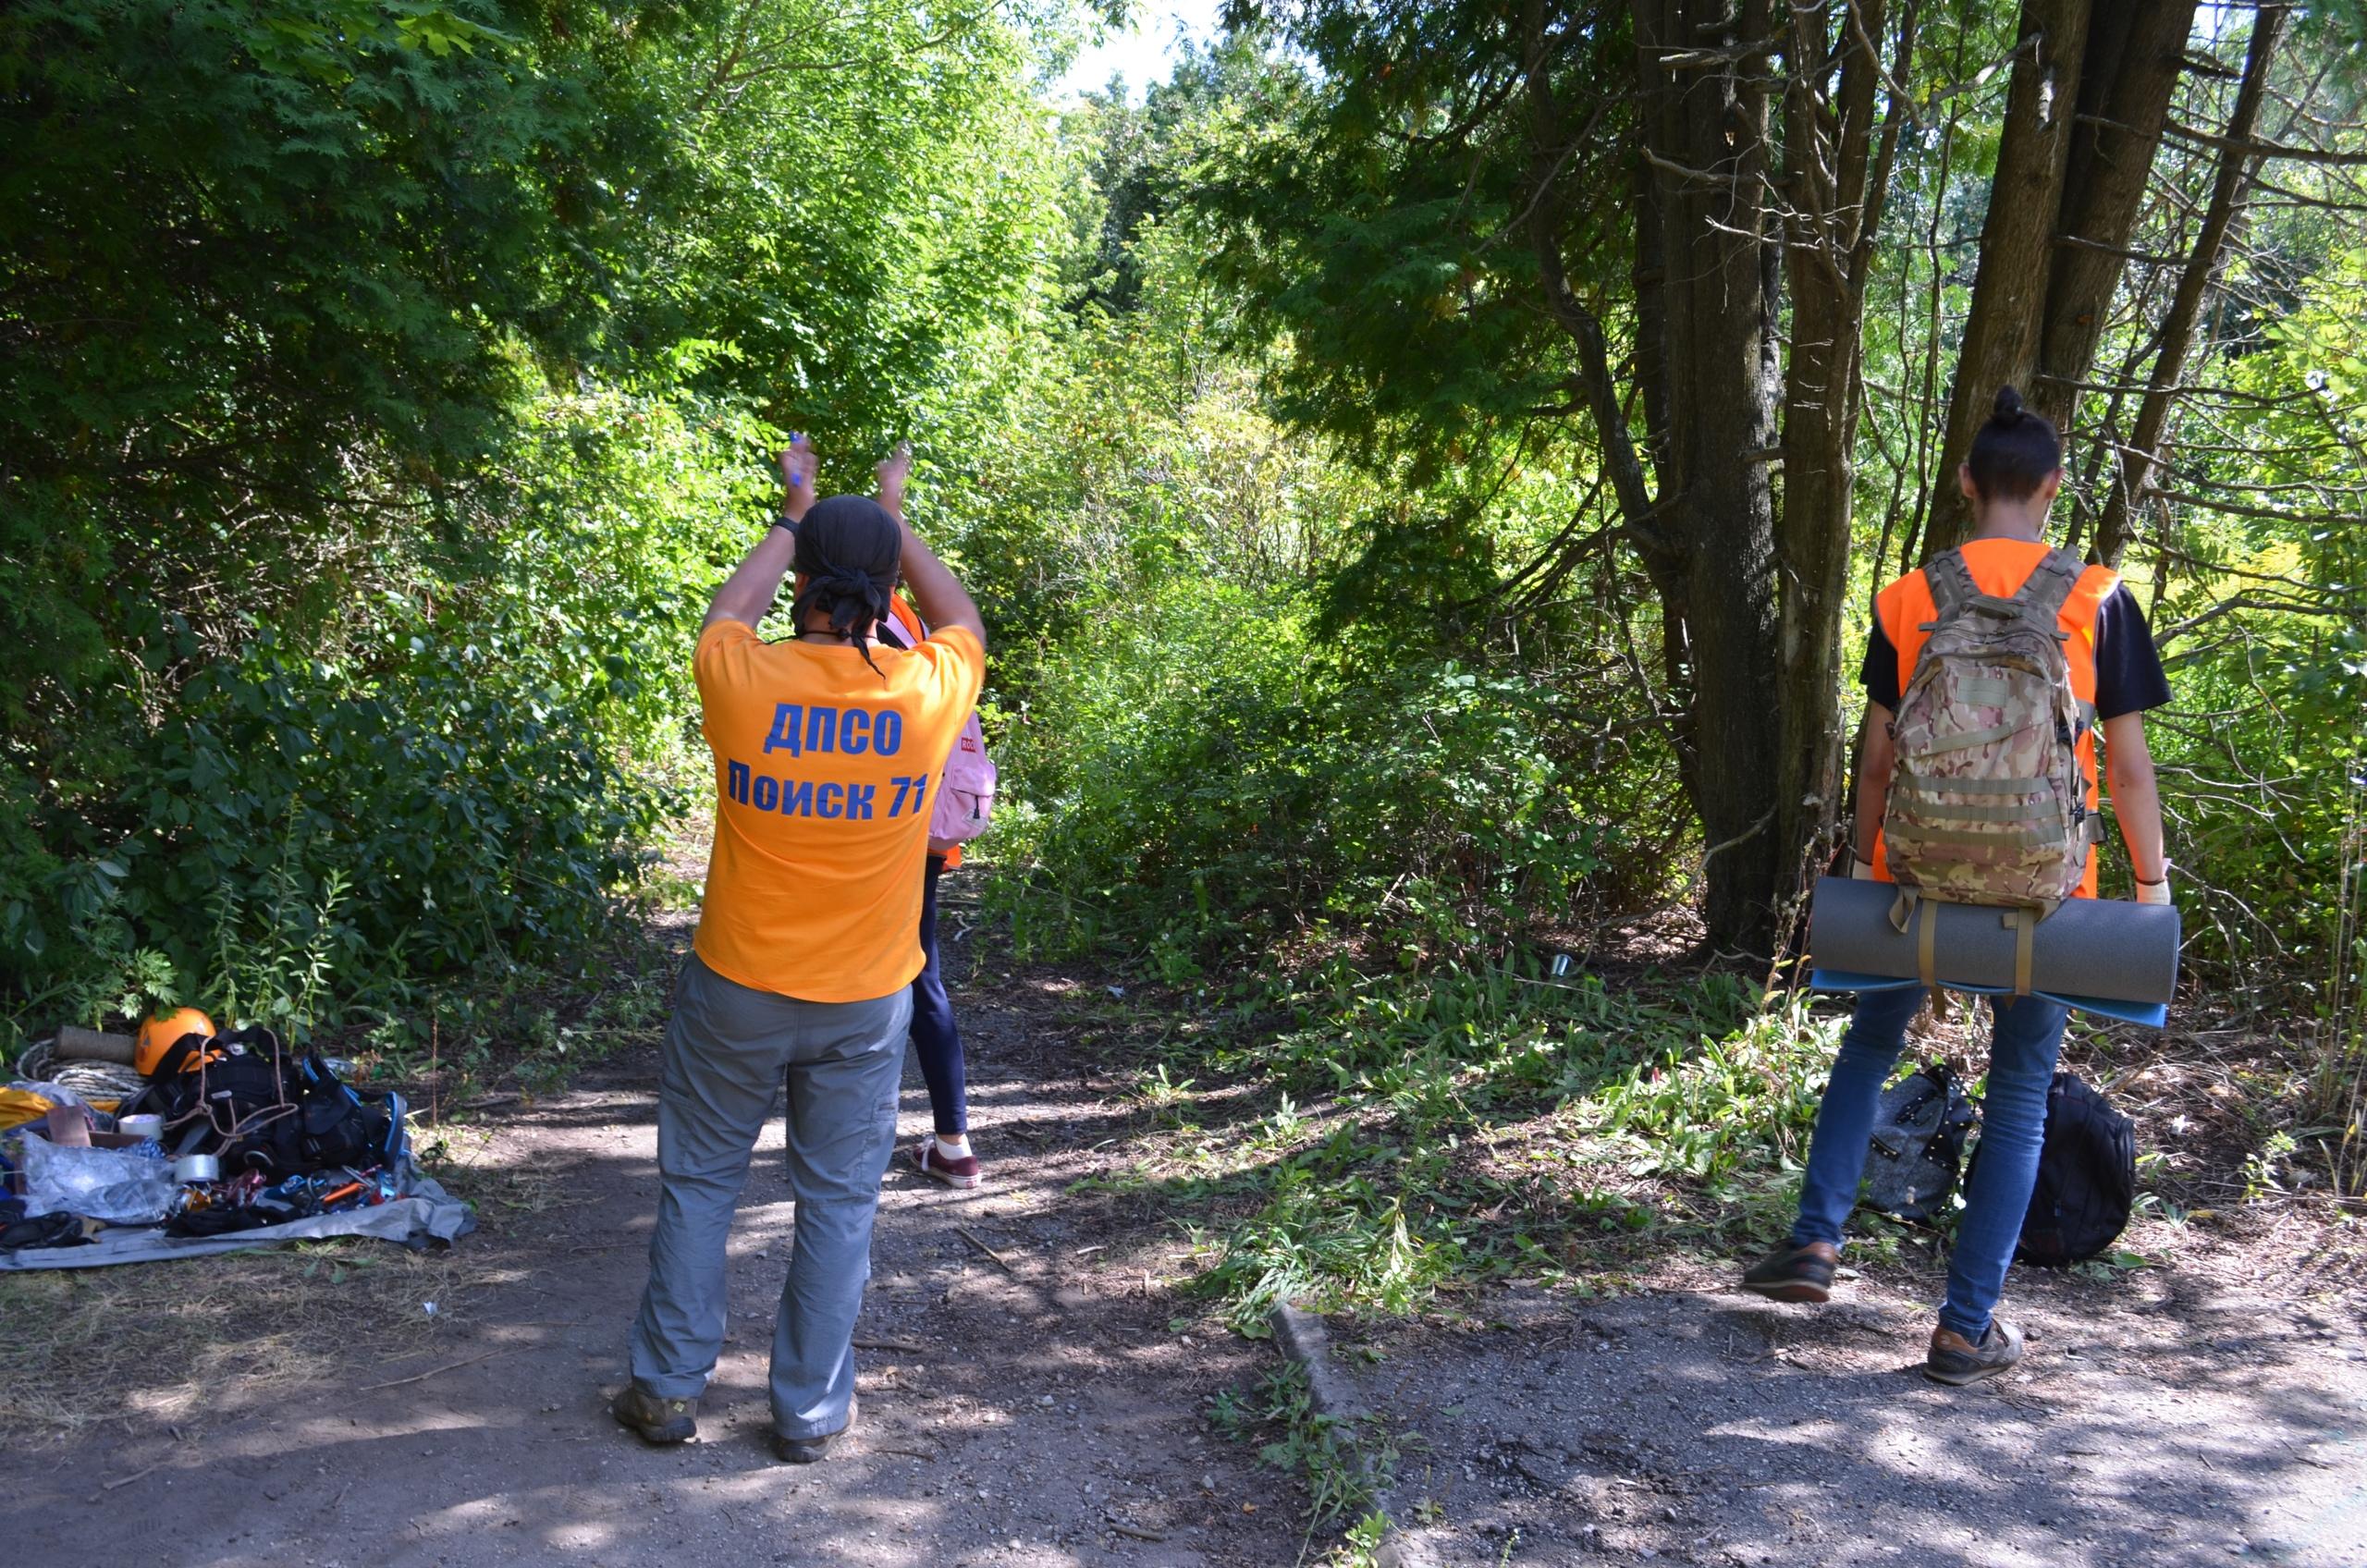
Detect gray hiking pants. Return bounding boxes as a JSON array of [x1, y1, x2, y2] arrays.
[[627, 953, 909, 1439]]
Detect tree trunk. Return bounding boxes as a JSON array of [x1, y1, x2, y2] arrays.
[[1536, 0, 1934, 953], [1637, 0, 1784, 951], [1925, 0, 2201, 556], [1923, 0, 2094, 556], [1774, 0, 1916, 926], [2094, 4, 2287, 568], [2030, 0, 2199, 433], [1526, 0, 1704, 824]]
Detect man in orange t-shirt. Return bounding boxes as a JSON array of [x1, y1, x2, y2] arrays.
[[615, 438, 985, 1464]]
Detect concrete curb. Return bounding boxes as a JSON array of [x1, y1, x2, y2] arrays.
[[1268, 1302, 1441, 1568]]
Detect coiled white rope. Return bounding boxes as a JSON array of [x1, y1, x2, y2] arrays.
[[12, 1040, 148, 1105]]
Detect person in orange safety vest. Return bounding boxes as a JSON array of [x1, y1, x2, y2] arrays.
[[1741, 386, 2173, 1387]]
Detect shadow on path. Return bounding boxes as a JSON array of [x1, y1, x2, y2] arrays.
[[0, 987, 1305, 1568], [1343, 1276, 2367, 1567]]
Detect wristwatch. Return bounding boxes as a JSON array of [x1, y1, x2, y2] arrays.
[[771, 514, 800, 535]]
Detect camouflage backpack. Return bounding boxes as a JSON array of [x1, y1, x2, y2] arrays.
[[1882, 547, 2101, 977]]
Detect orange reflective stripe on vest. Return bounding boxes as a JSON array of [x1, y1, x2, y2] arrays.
[[1870, 538, 2117, 899]]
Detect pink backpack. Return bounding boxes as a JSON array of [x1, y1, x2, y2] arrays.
[[882, 600, 996, 845], [932, 712, 996, 844]]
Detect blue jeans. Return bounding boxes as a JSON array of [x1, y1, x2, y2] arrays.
[[910, 855, 968, 1137], [1791, 985, 2069, 1341]]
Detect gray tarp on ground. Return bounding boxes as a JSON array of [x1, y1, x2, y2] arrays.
[[0, 1165, 474, 1271]]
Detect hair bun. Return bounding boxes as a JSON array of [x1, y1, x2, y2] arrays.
[[1993, 385, 2024, 423]]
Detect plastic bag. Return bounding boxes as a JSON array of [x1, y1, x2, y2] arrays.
[[12, 1132, 175, 1224]]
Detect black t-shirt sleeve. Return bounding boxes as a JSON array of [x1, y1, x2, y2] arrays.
[[2091, 584, 2172, 720], [1860, 620, 1901, 712]]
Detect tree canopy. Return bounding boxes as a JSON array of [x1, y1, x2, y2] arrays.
[[2, 2, 2360, 1085]]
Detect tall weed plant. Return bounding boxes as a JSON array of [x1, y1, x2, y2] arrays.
[[1175, 963, 1845, 1327]]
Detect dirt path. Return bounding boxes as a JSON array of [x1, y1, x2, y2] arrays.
[[1333, 1266, 2367, 1567], [10, 926, 2366, 1568], [0, 978, 1306, 1567]]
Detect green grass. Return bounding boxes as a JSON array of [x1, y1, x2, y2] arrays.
[[1213, 1360, 1404, 1557], [1078, 950, 1852, 1332]]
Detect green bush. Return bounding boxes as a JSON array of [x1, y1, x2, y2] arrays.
[[2136, 266, 2367, 1006], [988, 578, 1652, 969], [0, 388, 760, 1039], [0, 0, 1073, 1045], [2, 614, 660, 1037]]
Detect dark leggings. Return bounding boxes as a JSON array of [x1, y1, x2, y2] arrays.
[[911, 855, 968, 1137]]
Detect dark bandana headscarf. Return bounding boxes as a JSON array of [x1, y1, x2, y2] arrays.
[[791, 495, 903, 677]]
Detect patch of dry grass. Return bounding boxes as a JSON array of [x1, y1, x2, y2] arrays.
[[0, 1141, 586, 1443], [0, 1240, 500, 1441]]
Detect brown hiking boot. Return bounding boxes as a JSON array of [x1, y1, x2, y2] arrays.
[[772, 1428, 840, 1464], [1925, 1317, 2025, 1386], [1740, 1240, 1839, 1303], [772, 1396, 857, 1464], [610, 1383, 697, 1445]]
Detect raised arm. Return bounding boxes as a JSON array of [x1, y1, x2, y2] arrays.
[[2100, 711, 2170, 901], [704, 436, 816, 631], [875, 443, 985, 646]]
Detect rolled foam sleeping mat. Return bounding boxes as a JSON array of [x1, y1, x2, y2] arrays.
[[55, 1025, 137, 1064], [1809, 876, 2181, 1005]]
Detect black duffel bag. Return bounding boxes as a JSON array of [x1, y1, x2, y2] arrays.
[[128, 1026, 404, 1178]]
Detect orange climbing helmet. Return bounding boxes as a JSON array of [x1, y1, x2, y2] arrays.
[[136, 1007, 217, 1075]]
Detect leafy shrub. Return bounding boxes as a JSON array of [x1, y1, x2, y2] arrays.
[[990, 578, 1662, 967], [0, 388, 758, 1040], [0, 0, 1067, 1046], [2139, 266, 2367, 1016], [1, 599, 661, 1036]]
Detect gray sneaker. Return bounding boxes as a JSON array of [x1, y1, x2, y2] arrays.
[[1925, 1317, 2024, 1386]]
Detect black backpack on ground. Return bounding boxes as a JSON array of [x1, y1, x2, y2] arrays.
[[127, 1027, 404, 1179], [1861, 1061, 1979, 1226], [1982, 1071, 2138, 1268]]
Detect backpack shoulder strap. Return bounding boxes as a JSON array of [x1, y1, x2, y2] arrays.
[[2010, 547, 2083, 638], [152, 1036, 206, 1079], [1921, 548, 1977, 626], [884, 594, 926, 650]]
